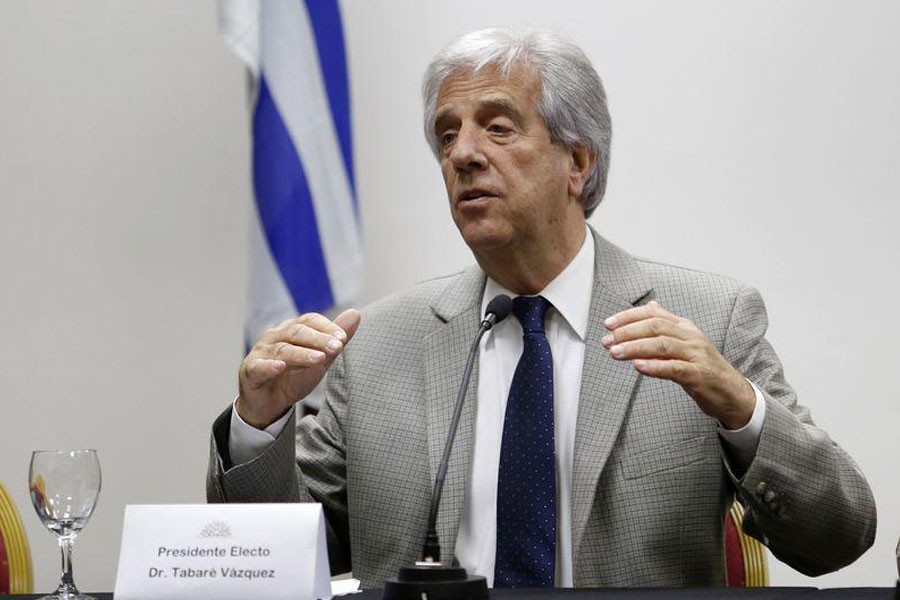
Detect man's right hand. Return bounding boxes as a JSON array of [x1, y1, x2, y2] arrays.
[[236, 309, 362, 429]]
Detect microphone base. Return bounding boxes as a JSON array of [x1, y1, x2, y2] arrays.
[[383, 563, 488, 600]]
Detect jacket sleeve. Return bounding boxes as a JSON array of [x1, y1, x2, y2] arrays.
[[722, 285, 876, 576], [205, 353, 353, 574]]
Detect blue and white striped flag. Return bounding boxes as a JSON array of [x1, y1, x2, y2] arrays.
[[219, 0, 363, 346]]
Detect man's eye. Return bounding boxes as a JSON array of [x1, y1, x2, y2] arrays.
[[440, 132, 457, 146], [488, 124, 511, 135]]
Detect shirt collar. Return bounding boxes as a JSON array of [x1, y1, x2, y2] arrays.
[[481, 226, 594, 341]]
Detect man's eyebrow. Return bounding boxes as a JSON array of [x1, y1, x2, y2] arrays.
[[433, 96, 527, 133], [479, 97, 526, 126], [433, 107, 454, 134]]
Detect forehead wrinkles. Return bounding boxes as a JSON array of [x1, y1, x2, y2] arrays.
[[434, 95, 523, 128], [434, 65, 542, 130]]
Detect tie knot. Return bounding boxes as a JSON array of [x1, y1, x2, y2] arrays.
[[513, 295, 550, 334]]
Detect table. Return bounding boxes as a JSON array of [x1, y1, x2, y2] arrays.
[[10, 588, 899, 599]]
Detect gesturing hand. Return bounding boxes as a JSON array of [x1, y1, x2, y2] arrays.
[[602, 301, 755, 430], [236, 309, 362, 429]]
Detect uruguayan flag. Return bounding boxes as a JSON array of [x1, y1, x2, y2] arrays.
[[219, 0, 363, 347]]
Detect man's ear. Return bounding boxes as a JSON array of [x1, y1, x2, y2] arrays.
[[568, 145, 596, 200]]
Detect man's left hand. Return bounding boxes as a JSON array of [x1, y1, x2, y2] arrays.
[[602, 300, 755, 430]]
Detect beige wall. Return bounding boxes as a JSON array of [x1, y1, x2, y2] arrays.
[[1, 0, 898, 592]]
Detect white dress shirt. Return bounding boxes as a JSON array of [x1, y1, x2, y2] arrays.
[[454, 227, 595, 587], [229, 226, 765, 586]]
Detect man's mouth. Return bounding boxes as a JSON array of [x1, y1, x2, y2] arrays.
[[458, 189, 497, 203]]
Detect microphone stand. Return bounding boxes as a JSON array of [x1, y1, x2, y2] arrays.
[[383, 295, 511, 600]]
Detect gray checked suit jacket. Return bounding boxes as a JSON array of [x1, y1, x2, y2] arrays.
[[208, 228, 876, 588]]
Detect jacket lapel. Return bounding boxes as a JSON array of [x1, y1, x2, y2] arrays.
[[571, 229, 654, 559], [422, 266, 486, 563]]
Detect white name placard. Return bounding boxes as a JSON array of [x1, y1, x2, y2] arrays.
[[114, 504, 331, 600]]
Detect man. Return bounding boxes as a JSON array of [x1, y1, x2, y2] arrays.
[[208, 29, 876, 588]]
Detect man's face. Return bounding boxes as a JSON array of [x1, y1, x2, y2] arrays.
[[433, 65, 587, 258]]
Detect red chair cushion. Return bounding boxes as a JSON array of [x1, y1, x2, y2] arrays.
[[0, 525, 10, 594], [724, 509, 746, 587]]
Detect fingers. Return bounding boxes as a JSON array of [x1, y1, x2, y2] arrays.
[[602, 300, 710, 377], [242, 311, 362, 387], [631, 358, 690, 379], [605, 333, 698, 363], [242, 357, 288, 389], [267, 313, 351, 357], [266, 312, 349, 346], [334, 308, 362, 342], [237, 310, 364, 428], [603, 300, 678, 331], [603, 300, 755, 426], [603, 301, 702, 359], [602, 301, 702, 386], [602, 316, 692, 348]]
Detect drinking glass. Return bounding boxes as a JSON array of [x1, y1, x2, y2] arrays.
[[29, 449, 101, 600]]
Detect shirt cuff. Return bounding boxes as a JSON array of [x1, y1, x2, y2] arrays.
[[228, 398, 294, 467], [716, 380, 766, 472]]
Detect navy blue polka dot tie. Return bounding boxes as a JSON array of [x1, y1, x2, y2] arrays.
[[495, 295, 556, 588]]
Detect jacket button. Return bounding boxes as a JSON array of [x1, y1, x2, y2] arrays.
[[756, 482, 768, 495]]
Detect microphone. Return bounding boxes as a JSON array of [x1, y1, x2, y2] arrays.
[[482, 294, 514, 329], [383, 294, 512, 600]]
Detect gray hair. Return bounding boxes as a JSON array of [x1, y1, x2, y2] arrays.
[[422, 28, 612, 216]]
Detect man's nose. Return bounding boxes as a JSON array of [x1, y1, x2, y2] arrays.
[[449, 127, 487, 172]]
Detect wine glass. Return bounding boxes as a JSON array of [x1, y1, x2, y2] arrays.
[[29, 450, 101, 600]]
